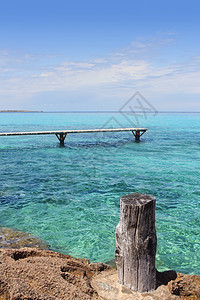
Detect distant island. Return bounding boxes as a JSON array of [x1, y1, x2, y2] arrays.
[[0, 110, 43, 113]]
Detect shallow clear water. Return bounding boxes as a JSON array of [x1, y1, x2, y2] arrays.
[[0, 112, 199, 275]]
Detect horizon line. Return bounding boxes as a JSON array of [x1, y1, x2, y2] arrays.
[[1, 110, 200, 114]]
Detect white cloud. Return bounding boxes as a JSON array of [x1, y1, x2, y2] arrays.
[[0, 36, 200, 110]]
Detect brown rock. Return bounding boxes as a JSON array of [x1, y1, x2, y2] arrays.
[[0, 247, 111, 300], [0, 247, 199, 300], [91, 269, 179, 300], [168, 273, 200, 299], [91, 269, 200, 300]]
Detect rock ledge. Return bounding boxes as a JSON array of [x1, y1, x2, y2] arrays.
[[0, 248, 199, 300]]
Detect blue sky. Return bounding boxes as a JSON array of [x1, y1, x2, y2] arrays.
[[0, 0, 200, 111]]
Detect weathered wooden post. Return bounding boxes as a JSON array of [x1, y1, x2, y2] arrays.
[[115, 193, 157, 292]]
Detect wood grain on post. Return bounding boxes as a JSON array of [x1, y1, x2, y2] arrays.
[[115, 193, 157, 292]]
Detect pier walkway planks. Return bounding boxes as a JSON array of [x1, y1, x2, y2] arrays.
[[0, 128, 147, 145]]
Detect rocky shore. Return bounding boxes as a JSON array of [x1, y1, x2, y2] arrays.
[[0, 247, 110, 299], [0, 227, 199, 299], [0, 247, 200, 300]]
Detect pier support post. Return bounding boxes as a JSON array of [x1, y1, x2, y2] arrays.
[[135, 130, 140, 142], [55, 133, 67, 146], [132, 130, 140, 142], [132, 130, 146, 142], [115, 193, 157, 292]]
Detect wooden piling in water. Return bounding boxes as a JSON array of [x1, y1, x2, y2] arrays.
[[115, 193, 157, 292], [55, 133, 67, 145], [131, 130, 146, 142]]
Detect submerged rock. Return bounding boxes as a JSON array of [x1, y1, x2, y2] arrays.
[[0, 226, 49, 250]]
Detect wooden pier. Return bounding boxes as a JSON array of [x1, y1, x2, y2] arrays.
[[0, 128, 147, 145]]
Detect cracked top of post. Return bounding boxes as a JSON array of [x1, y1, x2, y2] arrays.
[[120, 193, 155, 206]]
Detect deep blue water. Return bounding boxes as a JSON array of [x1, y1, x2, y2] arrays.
[[0, 112, 199, 275]]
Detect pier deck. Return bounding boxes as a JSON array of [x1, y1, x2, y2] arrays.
[[0, 128, 147, 145]]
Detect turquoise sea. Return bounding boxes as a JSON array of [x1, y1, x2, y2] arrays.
[[0, 112, 199, 275]]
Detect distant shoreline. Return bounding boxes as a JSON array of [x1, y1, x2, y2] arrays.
[[0, 110, 43, 113], [0, 110, 200, 113]]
